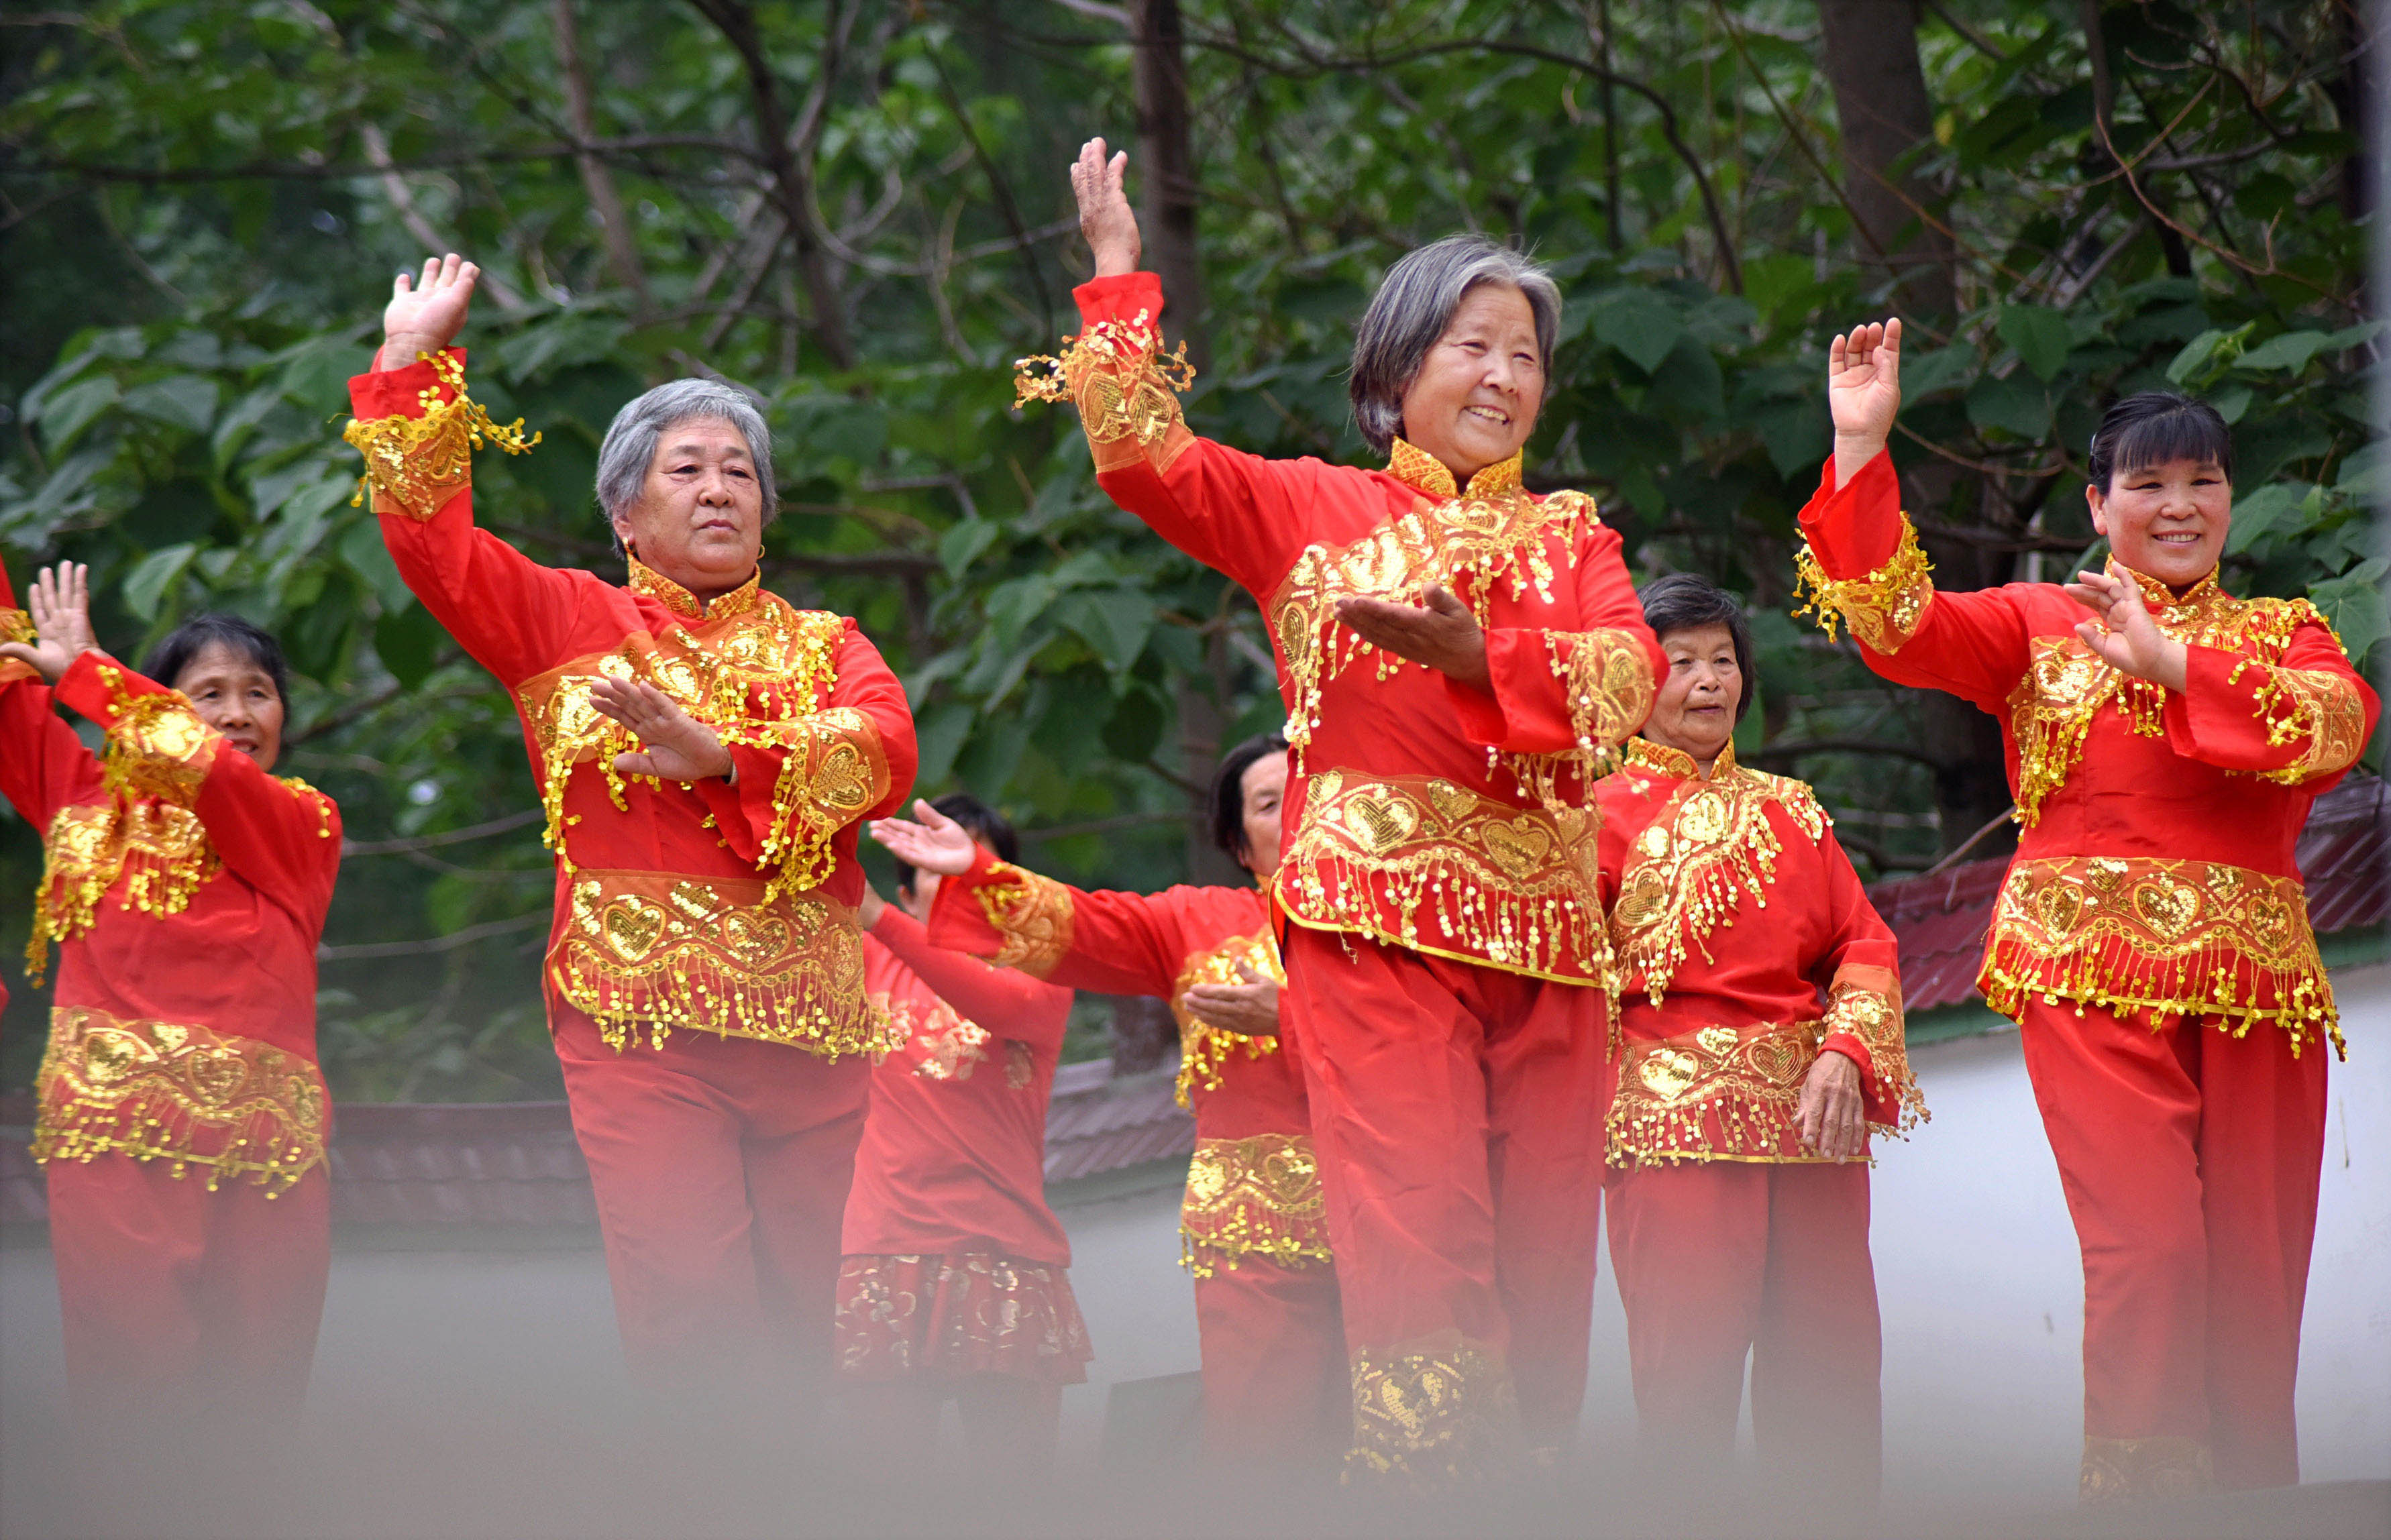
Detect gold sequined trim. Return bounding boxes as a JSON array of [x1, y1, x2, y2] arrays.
[[1825, 963, 1926, 1132], [1179, 1132, 1331, 1278], [28, 800, 217, 984], [1385, 438, 1522, 501], [343, 349, 539, 520], [626, 555, 764, 621], [0, 605, 30, 646], [1794, 516, 1935, 653], [32, 1005, 326, 1193], [1982, 855, 2338, 1055], [1279, 770, 1607, 985], [2079, 1435, 2215, 1503], [554, 868, 893, 1056], [94, 664, 218, 807], [973, 862, 1078, 979], [1344, 1332, 1520, 1485], [2234, 661, 2368, 784], [1546, 627, 1656, 755], [1169, 924, 1284, 1111], [1611, 1020, 1836, 1165], [1014, 309, 1197, 474]]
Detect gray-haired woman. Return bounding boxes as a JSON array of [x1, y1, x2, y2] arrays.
[[1020, 140, 1665, 1481], [346, 256, 917, 1423]]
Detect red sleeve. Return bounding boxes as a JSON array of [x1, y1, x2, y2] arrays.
[[1449, 516, 1664, 755], [926, 844, 1198, 999], [1794, 449, 2033, 714], [0, 558, 99, 830], [1804, 818, 1917, 1131], [348, 347, 584, 689], [52, 653, 341, 936], [869, 905, 1071, 1053], [692, 617, 916, 871], [1041, 274, 1324, 600], [2163, 621, 2379, 787]]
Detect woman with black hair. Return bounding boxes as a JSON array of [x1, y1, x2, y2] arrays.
[[1795, 322, 2378, 1499], [0, 559, 340, 1447], [870, 738, 1349, 1470]]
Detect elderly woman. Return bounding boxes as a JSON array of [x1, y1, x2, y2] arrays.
[[1020, 143, 1663, 1479], [1594, 573, 1921, 1508], [343, 256, 916, 1417], [1797, 324, 2377, 1498], [0, 560, 340, 1445]]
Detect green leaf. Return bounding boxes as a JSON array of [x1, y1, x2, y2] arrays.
[[1897, 345, 1975, 399], [121, 543, 199, 622], [374, 599, 443, 689], [939, 518, 999, 578], [1100, 685, 1165, 763], [1997, 305, 2072, 382], [2166, 325, 2251, 385], [2310, 563, 2388, 668], [494, 312, 632, 384], [2208, 382, 2253, 425], [40, 376, 119, 453], [337, 517, 414, 613], [1754, 401, 1829, 478], [1592, 290, 1684, 374], [910, 699, 975, 789], [2233, 331, 2332, 375], [120, 375, 219, 435], [277, 334, 364, 412], [2225, 483, 2314, 554], [1966, 372, 2052, 440], [2333, 439, 2390, 500], [1058, 588, 1156, 673]]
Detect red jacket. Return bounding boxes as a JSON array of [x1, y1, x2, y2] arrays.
[[1022, 274, 1662, 986], [346, 351, 916, 1056], [1795, 450, 2378, 1053]]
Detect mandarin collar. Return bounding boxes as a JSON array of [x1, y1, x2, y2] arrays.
[[2111, 557, 2219, 611], [1387, 438, 1526, 501], [1624, 735, 1737, 782], [628, 556, 763, 621]]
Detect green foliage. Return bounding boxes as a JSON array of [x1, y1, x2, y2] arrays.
[[0, 0, 2376, 1097]]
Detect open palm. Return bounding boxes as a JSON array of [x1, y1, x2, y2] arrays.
[[867, 801, 977, 877], [0, 563, 97, 684], [1827, 318, 1903, 444], [381, 254, 479, 369]]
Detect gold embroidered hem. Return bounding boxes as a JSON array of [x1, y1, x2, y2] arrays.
[[1344, 1332, 1520, 1484], [1981, 856, 2339, 1056], [1279, 770, 1606, 985], [1179, 1133, 1332, 1278], [2079, 1435, 2215, 1503], [1013, 309, 1197, 475], [1795, 517, 1933, 653], [2007, 569, 2331, 825], [1170, 924, 1285, 1110], [33, 1006, 326, 1193], [1609, 1020, 1852, 1165], [553, 868, 892, 1056], [626, 555, 764, 620], [973, 862, 1077, 979], [344, 350, 539, 520], [29, 799, 217, 983]]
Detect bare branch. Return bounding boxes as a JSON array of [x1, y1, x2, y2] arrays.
[[344, 809, 546, 857]]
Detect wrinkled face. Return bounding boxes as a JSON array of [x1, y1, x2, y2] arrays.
[[612, 417, 765, 600], [2086, 457, 2231, 591], [173, 642, 284, 773], [1396, 282, 1544, 484], [898, 836, 998, 922], [1641, 623, 1741, 768], [1236, 752, 1289, 881]]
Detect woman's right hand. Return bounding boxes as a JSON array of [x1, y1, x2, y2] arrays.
[[1827, 317, 1901, 489], [379, 253, 479, 372], [867, 800, 979, 877], [1070, 138, 1140, 278], [0, 563, 97, 685]]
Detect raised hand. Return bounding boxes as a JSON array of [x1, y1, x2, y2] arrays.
[[1180, 959, 1280, 1040], [867, 800, 978, 877], [2065, 565, 2189, 692], [1069, 138, 1140, 279], [1827, 318, 1902, 488], [379, 253, 480, 372], [0, 562, 99, 684], [1333, 584, 1492, 694], [1796, 1048, 1868, 1162], [588, 677, 734, 782]]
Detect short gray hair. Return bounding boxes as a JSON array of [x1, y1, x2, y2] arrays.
[[1348, 235, 1563, 457], [595, 378, 777, 552]]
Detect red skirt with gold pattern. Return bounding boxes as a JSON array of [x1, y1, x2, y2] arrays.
[[835, 1252, 1093, 1384]]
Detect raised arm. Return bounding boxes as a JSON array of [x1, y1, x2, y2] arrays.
[[0, 559, 102, 829], [346, 254, 572, 689]]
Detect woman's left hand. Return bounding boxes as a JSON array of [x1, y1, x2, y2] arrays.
[[2064, 567, 2189, 692], [1797, 1050, 1869, 1162], [589, 677, 735, 782], [1334, 584, 1491, 694]]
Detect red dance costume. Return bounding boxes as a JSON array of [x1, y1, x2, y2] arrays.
[[1797, 450, 2378, 1496], [1019, 274, 1662, 1476], [1595, 736, 1922, 1495], [1, 567, 339, 1432], [346, 352, 916, 1405], [837, 907, 1087, 1460], [930, 846, 1346, 1465]]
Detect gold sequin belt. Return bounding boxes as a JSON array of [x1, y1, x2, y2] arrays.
[[33, 1005, 327, 1193], [1608, 1019, 1842, 1166], [1277, 769, 1607, 984], [1981, 855, 2339, 1056], [1179, 1132, 1332, 1278], [553, 867, 891, 1056]]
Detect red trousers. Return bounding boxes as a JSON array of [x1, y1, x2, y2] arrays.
[[1281, 928, 1608, 1468], [553, 1003, 868, 1413], [1605, 1159, 1880, 1496], [46, 1153, 330, 1433], [1193, 1255, 1348, 1465], [2018, 999, 2327, 1492]]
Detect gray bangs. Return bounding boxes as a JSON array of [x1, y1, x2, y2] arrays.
[[595, 378, 778, 554], [1348, 235, 1562, 457]]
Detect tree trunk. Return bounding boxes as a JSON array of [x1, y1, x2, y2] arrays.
[[1815, 0, 1957, 324], [1131, 0, 1210, 374], [554, 0, 653, 317]]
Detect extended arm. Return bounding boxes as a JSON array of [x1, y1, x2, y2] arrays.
[[2164, 617, 2378, 785], [869, 905, 1072, 1052], [1445, 516, 1664, 755], [920, 843, 1195, 998]]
